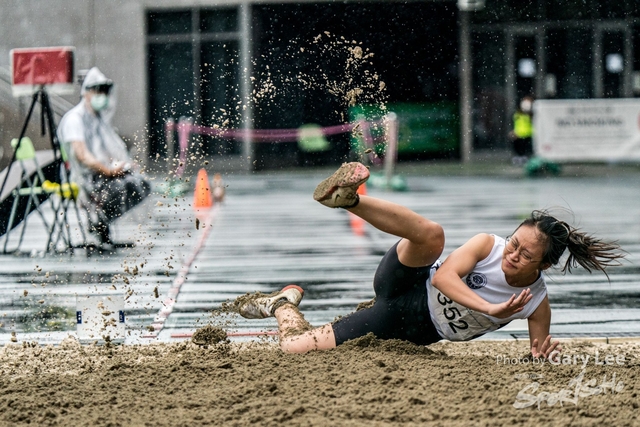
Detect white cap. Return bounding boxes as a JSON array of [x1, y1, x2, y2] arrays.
[[81, 67, 113, 94]]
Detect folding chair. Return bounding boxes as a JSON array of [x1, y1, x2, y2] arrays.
[[1, 137, 86, 253], [44, 142, 88, 251], [2, 137, 54, 252]]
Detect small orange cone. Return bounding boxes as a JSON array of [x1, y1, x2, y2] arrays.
[[193, 168, 213, 209], [348, 183, 367, 236], [211, 173, 225, 203]]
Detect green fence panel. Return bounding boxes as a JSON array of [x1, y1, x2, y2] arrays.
[[349, 102, 459, 157]]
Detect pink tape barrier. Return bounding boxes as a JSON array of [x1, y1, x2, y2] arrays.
[[163, 117, 389, 179]]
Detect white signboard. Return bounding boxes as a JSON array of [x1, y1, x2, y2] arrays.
[[533, 99, 640, 162], [76, 294, 125, 343]]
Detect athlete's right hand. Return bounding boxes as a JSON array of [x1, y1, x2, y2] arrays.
[[486, 288, 532, 318], [531, 335, 561, 359]]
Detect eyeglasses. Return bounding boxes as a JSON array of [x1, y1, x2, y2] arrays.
[[504, 236, 541, 266], [89, 84, 112, 95]]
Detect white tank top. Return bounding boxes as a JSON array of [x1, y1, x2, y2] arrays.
[[426, 235, 547, 341]]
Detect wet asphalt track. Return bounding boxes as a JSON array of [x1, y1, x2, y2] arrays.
[[1, 169, 639, 345]]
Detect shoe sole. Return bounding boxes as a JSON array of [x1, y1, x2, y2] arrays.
[[313, 163, 370, 201], [281, 284, 304, 297]]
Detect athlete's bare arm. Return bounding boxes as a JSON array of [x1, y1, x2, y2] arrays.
[[527, 296, 561, 358]]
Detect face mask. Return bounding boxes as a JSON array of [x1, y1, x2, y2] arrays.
[[520, 100, 532, 113], [90, 94, 109, 112]]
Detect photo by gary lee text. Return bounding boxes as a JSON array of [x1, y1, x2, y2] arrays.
[[496, 350, 626, 368]]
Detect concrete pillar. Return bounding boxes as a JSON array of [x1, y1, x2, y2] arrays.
[[459, 10, 473, 163], [239, 2, 253, 171]]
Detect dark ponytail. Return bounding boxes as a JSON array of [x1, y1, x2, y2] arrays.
[[518, 210, 623, 278]]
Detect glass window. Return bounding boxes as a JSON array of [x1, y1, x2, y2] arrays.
[[200, 9, 238, 33], [515, 36, 536, 100], [147, 10, 192, 35], [546, 28, 593, 99], [474, 0, 514, 24], [602, 31, 624, 98], [474, 0, 542, 24], [147, 42, 194, 157], [147, 7, 244, 157], [633, 25, 640, 71], [472, 31, 508, 149], [596, 1, 631, 19], [200, 41, 241, 155], [633, 25, 640, 96], [544, 0, 595, 21]]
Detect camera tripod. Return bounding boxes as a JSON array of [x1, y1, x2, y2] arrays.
[[0, 87, 87, 253]]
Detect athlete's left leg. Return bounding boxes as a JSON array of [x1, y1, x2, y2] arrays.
[[274, 305, 336, 353], [236, 286, 336, 354]]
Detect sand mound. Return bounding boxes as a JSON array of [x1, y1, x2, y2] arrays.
[[341, 333, 445, 356], [191, 325, 229, 347], [0, 339, 636, 426]]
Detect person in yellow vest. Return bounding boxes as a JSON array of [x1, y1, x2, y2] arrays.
[[510, 96, 534, 166]]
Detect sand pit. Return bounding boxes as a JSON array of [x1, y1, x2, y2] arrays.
[[0, 335, 637, 426]]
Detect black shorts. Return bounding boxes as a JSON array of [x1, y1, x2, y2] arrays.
[[332, 241, 442, 346], [513, 137, 533, 156]]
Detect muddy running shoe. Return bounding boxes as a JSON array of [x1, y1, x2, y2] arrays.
[[313, 162, 369, 208], [237, 285, 304, 319]]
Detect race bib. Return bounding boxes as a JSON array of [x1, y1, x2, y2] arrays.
[[428, 282, 501, 341]]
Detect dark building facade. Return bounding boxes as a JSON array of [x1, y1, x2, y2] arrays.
[[146, 2, 460, 169], [470, 0, 640, 150], [3, 1, 639, 170]]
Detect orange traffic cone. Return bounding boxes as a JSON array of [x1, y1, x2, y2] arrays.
[[193, 168, 213, 209], [348, 183, 367, 236]]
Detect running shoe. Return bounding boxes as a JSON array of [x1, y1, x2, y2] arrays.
[[313, 162, 369, 208], [237, 285, 304, 319]]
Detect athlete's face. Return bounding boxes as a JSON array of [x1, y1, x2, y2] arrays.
[[502, 225, 548, 281]]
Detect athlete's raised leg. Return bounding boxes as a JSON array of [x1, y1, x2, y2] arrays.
[[314, 162, 444, 267]]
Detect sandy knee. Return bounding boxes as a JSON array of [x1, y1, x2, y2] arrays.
[[279, 324, 336, 353], [279, 336, 313, 354]]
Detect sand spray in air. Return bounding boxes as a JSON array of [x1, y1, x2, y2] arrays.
[[196, 33, 389, 335], [62, 33, 390, 340]]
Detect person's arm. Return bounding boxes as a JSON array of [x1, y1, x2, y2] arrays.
[[431, 233, 533, 318], [527, 295, 561, 358], [71, 140, 124, 177]]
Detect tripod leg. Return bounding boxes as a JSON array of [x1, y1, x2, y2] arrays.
[[0, 92, 39, 200], [3, 190, 21, 253], [15, 191, 35, 253]]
